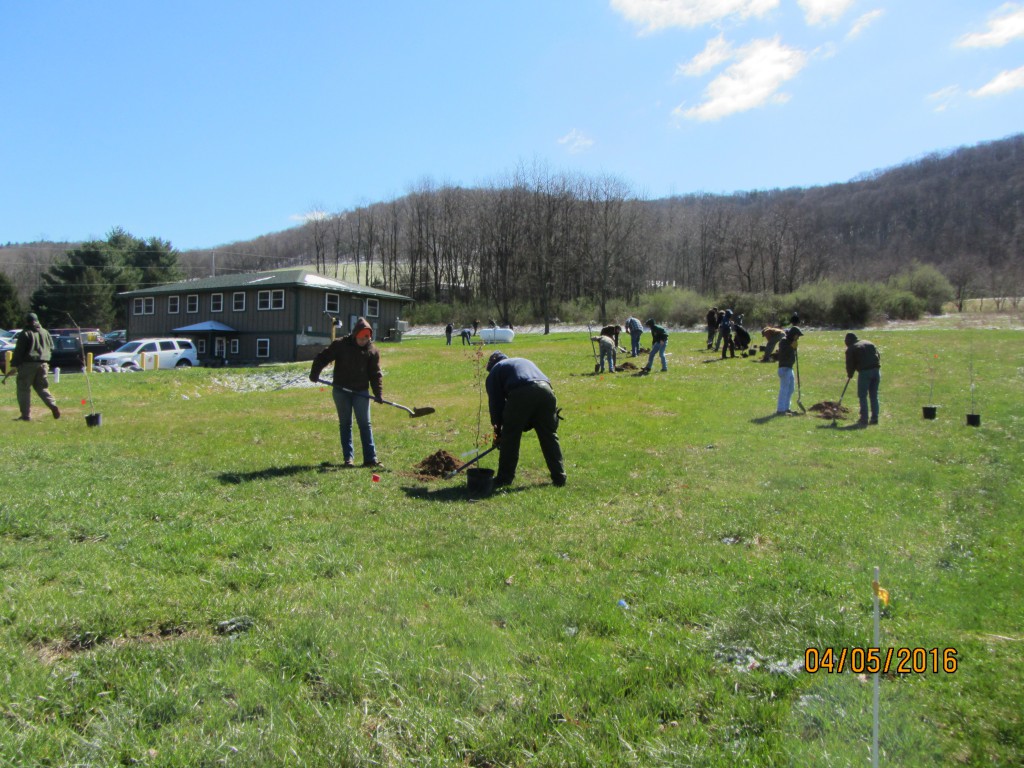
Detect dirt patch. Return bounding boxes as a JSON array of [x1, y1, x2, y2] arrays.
[[414, 450, 461, 478], [809, 401, 851, 420], [617, 361, 639, 371]]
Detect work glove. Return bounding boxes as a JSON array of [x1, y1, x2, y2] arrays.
[[374, 393, 384, 404], [309, 370, 320, 383]]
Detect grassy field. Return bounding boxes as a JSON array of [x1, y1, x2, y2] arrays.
[[1, 323, 1021, 766]]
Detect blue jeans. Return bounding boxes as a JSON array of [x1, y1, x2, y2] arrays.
[[331, 387, 377, 463], [646, 340, 667, 371], [777, 367, 794, 413], [857, 368, 881, 422], [599, 345, 616, 372], [629, 329, 642, 356]]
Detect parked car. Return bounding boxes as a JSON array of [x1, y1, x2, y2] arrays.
[[95, 338, 199, 370], [48, 335, 115, 371], [104, 329, 127, 345]]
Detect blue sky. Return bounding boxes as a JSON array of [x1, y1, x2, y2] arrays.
[[2, 0, 1022, 251]]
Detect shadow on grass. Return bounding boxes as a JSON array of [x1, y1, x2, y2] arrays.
[[218, 462, 352, 484], [399, 483, 529, 502]]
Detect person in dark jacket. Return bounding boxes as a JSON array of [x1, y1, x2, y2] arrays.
[[845, 332, 881, 426], [309, 317, 384, 467], [600, 324, 621, 349], [705, 306, 719, 350], [719, 309, 736, 359], [641, 319, 669, 373], [775, 326, 803, 415], [485, 352, 566, 487], [9, 312, 60, 421], [444, 322, 454, 346]]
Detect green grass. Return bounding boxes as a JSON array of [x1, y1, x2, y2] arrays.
[[1, 325, 1021, 766]]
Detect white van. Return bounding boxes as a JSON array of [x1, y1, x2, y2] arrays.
[[95, 338, 199, 370]]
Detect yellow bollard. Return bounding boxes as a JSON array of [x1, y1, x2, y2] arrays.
[[3, 350, 10, 371], [86, 351, 93, 373], [139, 353, 146, 371], [153, 353, 159, 370]]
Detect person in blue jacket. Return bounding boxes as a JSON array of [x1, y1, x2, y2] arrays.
[[485, 352, 566, 488]]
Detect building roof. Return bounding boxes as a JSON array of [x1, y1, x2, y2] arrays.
[[172, 321, 238, 333], [119, 268, 411, 301]]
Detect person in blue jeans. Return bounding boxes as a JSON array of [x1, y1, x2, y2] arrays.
[[625, 316, 643, 356], [845, 332, 881, 426], [641, 318, 669, 373], [309, 317, 384, 468], [775, 326, 802, 414]]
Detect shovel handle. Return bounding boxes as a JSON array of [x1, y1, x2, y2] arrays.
[[445, 445, 497, 479]]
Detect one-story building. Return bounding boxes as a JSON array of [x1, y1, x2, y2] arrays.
[[118, 269, 412, 365]]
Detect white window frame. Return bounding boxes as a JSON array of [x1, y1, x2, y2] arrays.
[[325, 293, 340, 314], [133, 297, 155, 315], [232, 292, 246, 311], [257, 289, 284, 311], [167, 295, 180, 314], [197, 339, 207, 354], [211, 293, 224, 313], [186, 294, 199, 313], [229, 338, 239, 354], [256, 338, 270, 358], [214, 337, 226, 357], [365, 298, 379, 318]]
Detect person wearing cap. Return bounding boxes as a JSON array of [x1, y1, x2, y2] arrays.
[[9, 312, 60, 421], [641, 318, 669, 373], [309, 317, 384, 467], [775, 326, 803, 415], [485, 351, 566, 487], [845, 332, 881, 426]]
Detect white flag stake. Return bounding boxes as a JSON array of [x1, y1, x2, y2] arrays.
[[873, 565, 881, 768]]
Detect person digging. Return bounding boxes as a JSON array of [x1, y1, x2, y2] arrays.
[[485, 351, 566, 488], [845, 332, 881, 427], [308, 317, 384, 468]]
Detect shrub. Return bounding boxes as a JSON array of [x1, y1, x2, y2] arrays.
[[878, 287, 925, 320], [891, 263, 954, 315], [787, 282, 834, 328], [829, 283, 873, 327]]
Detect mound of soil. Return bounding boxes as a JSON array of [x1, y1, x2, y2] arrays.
[[617, 361, 639, 371], [809, 401, 851, 420], [415, 450, 461, 477]]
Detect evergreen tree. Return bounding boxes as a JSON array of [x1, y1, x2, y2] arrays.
[[0, 271, 23, 329]]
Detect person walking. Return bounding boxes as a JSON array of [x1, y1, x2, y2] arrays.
[[705, 306, 719, 350], [845, 332, 882, 426], [719, 309, 736, 359], [641, 318, 669, 373], [444, 322, 454, 346], [624, 316, 643, 356], [775, 326, 803, 415], [309, 317, 384, 468], [485, 351, 566, 488], [591, 333, 617, 373], [9, 312, 60, 421]]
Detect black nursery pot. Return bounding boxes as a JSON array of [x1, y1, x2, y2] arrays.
[[922, 406, 937, 420], [966, 413, 981, 427], [85, 413, 102, 428], [466, 467, 494, 496]]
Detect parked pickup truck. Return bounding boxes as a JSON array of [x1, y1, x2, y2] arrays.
[[49, 335, 116, 372]]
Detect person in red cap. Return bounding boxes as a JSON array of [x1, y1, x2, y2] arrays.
[[309, 317, 384, 467]]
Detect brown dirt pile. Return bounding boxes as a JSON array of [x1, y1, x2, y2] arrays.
[[617, 361, 639, 371], [809, 401, 851, 420], [415, 450, 461, 477]]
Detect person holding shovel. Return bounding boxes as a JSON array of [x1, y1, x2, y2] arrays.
[[8, 312, 60, 421], [485, 351, 566, 488], [775, 326, 803, 416], [591, 333, 617, 373], [845, 332, 881, 426], [309, 317, 384, 468]]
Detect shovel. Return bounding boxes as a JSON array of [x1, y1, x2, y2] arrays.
[[832, 377, 852, 427], [317, 378, 435, 418], [444, 445, 497, 479], [794, 353, 807, 413]]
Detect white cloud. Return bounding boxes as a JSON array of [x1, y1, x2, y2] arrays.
[[927, 85, 960, 112], [969, 65, 1024, 96], [956, 3, 1024, 48], [675, 36, 808, 121], [847, 9, 884, 39], [610, 0, 778, 33], [798, 0, 856, 26], [558, 129, 595, 153], [677, 34, 734, 76]]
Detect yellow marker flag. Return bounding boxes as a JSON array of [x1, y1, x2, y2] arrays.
[[872, 580, 889, 606]]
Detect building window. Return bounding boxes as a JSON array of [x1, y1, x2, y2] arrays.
[[133, 297, 155, 315], [232, 292, 245, 311], [325, 293, 340, 314], [230, 339, 239, 354], [186, 295, 199, 313], [256, 338, 270, 358], [211, 293, 224, 313], [168, 295, 180, 314], [366, 298, 379, 317], [214, 337, 225, 357], [197, 339, 207, 354], [257, 289, 284, 311]]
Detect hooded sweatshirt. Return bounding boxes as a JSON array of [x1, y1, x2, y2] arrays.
[[309, 317, 383, 398]]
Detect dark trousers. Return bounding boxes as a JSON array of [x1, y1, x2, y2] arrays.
[[496, 382, 565, 484]]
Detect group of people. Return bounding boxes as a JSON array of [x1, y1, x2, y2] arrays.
[[705, 307, 753, 359], [591, 317, 669, 374], [445, 321, 480, 346]]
